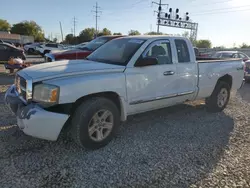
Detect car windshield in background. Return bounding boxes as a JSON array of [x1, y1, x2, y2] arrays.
[[212, 52, 233, 58], [87, 38, 146, 65], [78, 37, 109, 51]]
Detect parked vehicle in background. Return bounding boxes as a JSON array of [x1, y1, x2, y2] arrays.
[[35, 43, 64, 56], [212, 51, 250, 62], [5, 36, 244, 149], [44, 35, 123, 62], [243, 60, 250, 82], [0, 42, 26, 62], [24, 43, 43, 54]]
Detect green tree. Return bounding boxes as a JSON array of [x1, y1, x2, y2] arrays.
[[78, 28, 95, 42], [64, 34, 74, 44], [0, 19, 11, 32], [113, 32, 122, 35], [98, 28, 112, 36], [194, 40, 212, 48], [128, 30, 141, 36], [144, 31, 164, 35], [240, 43, 250, 48], [53, 38, 57, 43], [11, 21, 44, 41]]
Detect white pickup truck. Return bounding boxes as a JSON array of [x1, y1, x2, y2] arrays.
[[35, 43, 65, 56], [5, 36, 244, 149]]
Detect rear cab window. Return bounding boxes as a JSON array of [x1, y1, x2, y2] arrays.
[[175, 39, 190, 63], [45, 43, 58, 48]]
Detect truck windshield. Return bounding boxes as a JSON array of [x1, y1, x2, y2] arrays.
[[212, 52, 233, 58], [86, 38, 146, 65], [78, 37, 109, 51]]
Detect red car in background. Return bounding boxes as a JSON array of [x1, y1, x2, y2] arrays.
[[44, 35, 123, 62]]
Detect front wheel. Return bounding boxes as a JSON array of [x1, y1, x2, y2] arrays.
[[205, 81, 230, 112], [28, 48, 35, 54], [71, 97, 120, 149]]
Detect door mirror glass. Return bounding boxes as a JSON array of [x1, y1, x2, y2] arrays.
[[135, 57, 158, 67]]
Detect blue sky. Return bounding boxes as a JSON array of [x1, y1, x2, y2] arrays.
[[1, 0, 249, 47]]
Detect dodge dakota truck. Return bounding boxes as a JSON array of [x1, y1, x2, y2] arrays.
[[5, 36, 244, 149]]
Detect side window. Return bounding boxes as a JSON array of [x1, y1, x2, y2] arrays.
[[239, 53, 246, 58], [175, 39, 190, 63], [232, 54, 238, 58], [145, 41, 172, 64], [45, 43, 58, 48]]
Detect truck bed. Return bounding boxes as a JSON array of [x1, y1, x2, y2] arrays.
[[196, 57, 244, 100]]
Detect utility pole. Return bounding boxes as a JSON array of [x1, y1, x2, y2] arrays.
[[73, 16, 77, 37], [92, 2, 101, 38], [59, 21, 64, 42], [152, 0, 168, 33]]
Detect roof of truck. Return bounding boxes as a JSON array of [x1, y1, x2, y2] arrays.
[[121, 35, 187, 40]]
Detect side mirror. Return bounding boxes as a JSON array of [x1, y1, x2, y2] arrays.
[[243, 58, 248, 62], [135, 57, 158, 67]]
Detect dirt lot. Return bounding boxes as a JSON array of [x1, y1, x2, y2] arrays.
[[0, 69, 250, 188]]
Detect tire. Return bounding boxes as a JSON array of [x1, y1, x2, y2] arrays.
[[205, 81, 231, 112], [71, 97, 120, 149], [28, 48, 34, 54]]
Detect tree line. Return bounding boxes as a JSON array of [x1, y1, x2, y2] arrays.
[[0, 19, 213, 48]]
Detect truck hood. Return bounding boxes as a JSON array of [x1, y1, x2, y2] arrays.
[[21, 60, 125, 82]]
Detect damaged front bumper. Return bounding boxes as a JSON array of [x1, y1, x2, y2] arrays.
[[4, 85, 69, 141]]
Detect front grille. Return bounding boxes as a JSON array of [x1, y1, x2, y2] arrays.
[[16, 75, 27, 100]]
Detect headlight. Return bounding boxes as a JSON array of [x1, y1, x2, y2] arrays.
[[33, 84, 59, 105]]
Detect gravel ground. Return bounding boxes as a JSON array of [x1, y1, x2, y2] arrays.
[[0, 78, 250, 187]]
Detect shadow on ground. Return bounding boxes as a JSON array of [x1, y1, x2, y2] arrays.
[[237, 83, 250, 103], [0, 100, 234, 187]]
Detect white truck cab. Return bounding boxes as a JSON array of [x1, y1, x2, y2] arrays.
[[5, 36, 244, 149], [35, 43, 64, 56]]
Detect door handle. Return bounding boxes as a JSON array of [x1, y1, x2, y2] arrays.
[[163, 71, 175, 76]]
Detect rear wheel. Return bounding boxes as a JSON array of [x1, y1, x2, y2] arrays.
[[205, 81, 230, 112], [71, 97, 120, 149], [28, 48, 34, 54]]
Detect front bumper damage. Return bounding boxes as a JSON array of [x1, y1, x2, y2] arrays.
[[5, 85, 69, 141]]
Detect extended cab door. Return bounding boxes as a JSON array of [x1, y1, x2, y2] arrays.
[[174, 39, 198, 100], [126, 39, 179, 114]]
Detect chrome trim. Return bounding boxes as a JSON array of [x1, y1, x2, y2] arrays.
[[129, 91, 194, 105], [26, 78, 33, 101], [178, 91, 194, 96], [16, 72, 33, 102]]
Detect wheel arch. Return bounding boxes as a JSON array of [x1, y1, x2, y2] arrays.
[[216, 74, 233, 89], [71, 91, 127, 122]]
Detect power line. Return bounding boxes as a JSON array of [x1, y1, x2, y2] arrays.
[[72, 16, 77, 37], [192, 4, 250, 15], [191, 0, 233, 7], [104, 0, 146, 16], [92, 2, 102, 37], [59, 21, 64, 42], [192, 8, 250, 16], [152, 0, 168, 33]]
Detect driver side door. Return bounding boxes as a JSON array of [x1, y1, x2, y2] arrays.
[[126, 39, 179, 115]]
